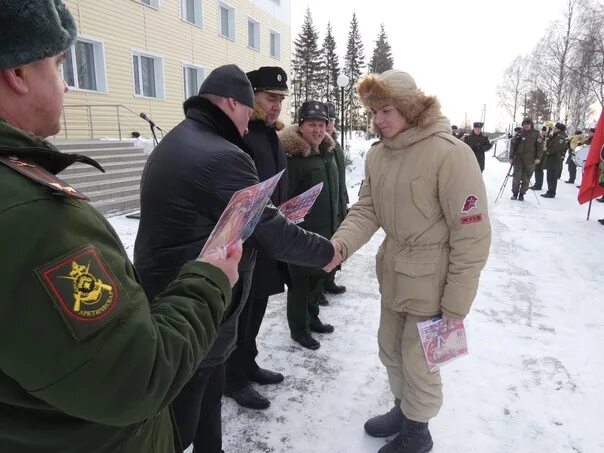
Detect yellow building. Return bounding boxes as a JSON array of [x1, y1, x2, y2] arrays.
[[60, 0, 291, 139]]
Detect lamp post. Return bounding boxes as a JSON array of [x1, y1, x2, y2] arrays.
[[336, 74, 349, 150]]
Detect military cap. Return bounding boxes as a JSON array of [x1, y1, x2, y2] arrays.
[[246, 66, 288, 95], [199, 64, 255, 108], [0, 0, 77, 69], [554, 122, 566, 131], [451, 125, 459, 130], [298, 100, 329, 125], [473, 122, 484, 128], [326, 102, 337, 119]]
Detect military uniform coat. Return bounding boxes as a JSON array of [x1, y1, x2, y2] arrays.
[[463, 132, 492, 172], [543, 131, 567, 171], [0, 119, 231, 453]]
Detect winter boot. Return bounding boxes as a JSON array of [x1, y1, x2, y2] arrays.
[[510, 193, 518, 200], [541, 192, 555, 198], [364, 399, 404, 438], [310, 317, 335, 334], [317, 292, 329, 306], [518, 193, 524, 201], [291, 332, 320, 350], [250, 367, 284, 385], [377, 416, 433, 453], [324, 280, 346, 294], [224, 384, 270, 410]]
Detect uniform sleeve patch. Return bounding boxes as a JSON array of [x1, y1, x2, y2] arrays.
[[35, 245, 124, 341], [461, 214, 482, 225], [461, 194, 478, 213]]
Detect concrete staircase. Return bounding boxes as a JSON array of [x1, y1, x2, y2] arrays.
[[54, 140, 148, 215]]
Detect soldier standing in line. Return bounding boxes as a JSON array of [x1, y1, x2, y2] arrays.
[[531, 125, 551, 191], [509, 118, 542, 201], [451, 125, 465, 140], [463, 122, 492, 172], [541, 123, 567, 199]]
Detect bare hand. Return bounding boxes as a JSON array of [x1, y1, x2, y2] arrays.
[[441, 313, 463, 330], [508, 159, 513, 164], [535, 159, 540, 165], [198, 240, 243, 287], [323, 240, 343, 272]]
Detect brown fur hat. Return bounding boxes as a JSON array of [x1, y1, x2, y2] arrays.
[[357, 69, 441, 129]]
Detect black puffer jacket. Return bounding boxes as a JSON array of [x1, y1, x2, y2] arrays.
[[134, 97, 333, 368], [243, 108, 290, 298]]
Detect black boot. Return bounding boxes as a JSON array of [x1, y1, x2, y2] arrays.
[[364, 399, 404, 438], [597, 196, 604, 203], [565, 180, 575, 184], [224, 384, 270, 410], [378, 417, 433, 453], [510, 193, 518, 200], [518, 193, 524, 201], [291, 332, 320, 350], [541, 192, 555, 198], [310, 318, 335, 334], [529, 185, 541, 191], [598, 219, 604, 225], [250, 367, 284, 385], [324, 280, 346, 294], [318, 291, 329, 306]]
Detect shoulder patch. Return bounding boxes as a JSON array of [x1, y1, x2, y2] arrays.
[[35, 245, 126, 341], [0, 155, 87, 199]]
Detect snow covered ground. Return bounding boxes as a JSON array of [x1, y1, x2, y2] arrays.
[[108, 136, 604, 453]]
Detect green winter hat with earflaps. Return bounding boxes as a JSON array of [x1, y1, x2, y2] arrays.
[[0, 0, 77, 69]]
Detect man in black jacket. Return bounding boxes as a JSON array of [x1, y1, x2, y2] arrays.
[[224, 66, 291, 410], [463, 122, 492, 172], [134, 65, 337, 453]]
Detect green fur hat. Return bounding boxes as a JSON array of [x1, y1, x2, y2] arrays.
[[0, 0, 77, 69]]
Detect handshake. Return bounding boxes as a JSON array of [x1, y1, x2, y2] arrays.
[[323, 240, 344, 273]]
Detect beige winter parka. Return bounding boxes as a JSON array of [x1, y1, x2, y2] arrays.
[[332, 81, 491, 318]]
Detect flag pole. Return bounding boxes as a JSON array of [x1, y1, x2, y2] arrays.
[[587, 183, 596, 220]]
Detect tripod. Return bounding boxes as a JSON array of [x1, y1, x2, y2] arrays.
[[494, 153, 541, 205]]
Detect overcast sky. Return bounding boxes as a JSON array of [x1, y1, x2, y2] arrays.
[[291, 0, 573, 131]]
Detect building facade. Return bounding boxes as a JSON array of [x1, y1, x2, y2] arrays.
[[60, 0, 291, 139]]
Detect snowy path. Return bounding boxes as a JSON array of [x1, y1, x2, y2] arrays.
[[109, 138, 604, 453]]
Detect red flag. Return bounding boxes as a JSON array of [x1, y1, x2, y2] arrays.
[[578, 108, 604, 205]]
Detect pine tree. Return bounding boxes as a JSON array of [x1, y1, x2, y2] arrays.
[[321, 22, 340, 105], [291, 8, 322, 119], [344, 12, 365, 132], [369, 24, 394, 74]]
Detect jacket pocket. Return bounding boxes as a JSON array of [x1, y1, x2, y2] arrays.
[[410, 177, 434, 218], [393, 258, 438, 306]]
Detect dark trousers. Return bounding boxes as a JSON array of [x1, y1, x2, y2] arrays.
[[171, 364, 225, 453], [546, 168, 558, 196], [225, 295, 269, 391], [287, 266, 327, 335], [533, 162, 544, 189], [568, 160, 577, 182]]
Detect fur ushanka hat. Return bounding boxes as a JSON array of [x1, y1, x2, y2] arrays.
[[356, 69, 441, 129], [0, 0, 77, 68]]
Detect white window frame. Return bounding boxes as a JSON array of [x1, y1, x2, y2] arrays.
[[131, 50, 165, 100], [247, 17, 260, 51], [181, 0, 202, 26], [218, 2, 236, 40], [182, 63, 205, 99], [62, 36, 108, 93], [269, 30, 281, 59], [138, 0, 160, 9]]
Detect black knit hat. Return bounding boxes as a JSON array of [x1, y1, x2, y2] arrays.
[[326, 102, 337, 119], [298, 100, 329, 125], [199, 64, 255, 108], [246, 66, 288, 95], [473, 122, 484, 128], [0, 0, 77, 68], [554, 122, 566, 131], [521, 118, 533, 125]]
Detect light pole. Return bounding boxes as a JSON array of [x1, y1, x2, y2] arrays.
[[336, 74, 349, 150]]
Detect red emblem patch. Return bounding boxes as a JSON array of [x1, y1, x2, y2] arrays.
[[461, 195, 478, 214], [461, 214, 482, 224], [36, 246, 125, 341]]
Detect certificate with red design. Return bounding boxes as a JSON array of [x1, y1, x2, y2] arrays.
[[278, 182, 323, 224], [417, 317, 468, 373], [200, 170, 284, 257]]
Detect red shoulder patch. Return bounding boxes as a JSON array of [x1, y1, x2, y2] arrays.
[[36, 246, 125, 341], [461, 194, 478, 214], [461, 214, 482, 225]]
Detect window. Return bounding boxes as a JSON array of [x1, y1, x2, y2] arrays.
[[248, 19, 260, 50], [270, 30, 281, 59], [181, 0, 202, 26], [140, 0, 159, 7], [218, 3, 235, 39], [132, 52, 165, 99], [183, 64, 204, 98], [62, 37, 107, 92]]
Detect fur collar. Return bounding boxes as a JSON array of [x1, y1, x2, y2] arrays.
[[251, 104, 284, 131], [278, 125, 335, 158]]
